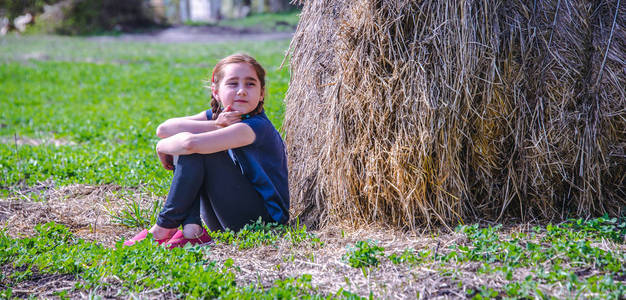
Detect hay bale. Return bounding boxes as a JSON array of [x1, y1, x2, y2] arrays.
[[495, 0, 595, 219], [283, 1, 346, 228], [284, 0, 625, 230], [587, 0, 626, 213]]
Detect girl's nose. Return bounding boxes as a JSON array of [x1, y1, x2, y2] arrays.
[[237, 87, 247, 96]]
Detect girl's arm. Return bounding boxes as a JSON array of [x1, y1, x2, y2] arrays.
[[156, 111, 217, 138], [156, 123, 255, 156], [156, 107, 243, 138]]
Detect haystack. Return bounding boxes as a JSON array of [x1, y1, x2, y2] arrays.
[[284, 0, 625, 230]]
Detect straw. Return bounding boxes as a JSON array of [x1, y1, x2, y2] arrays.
[[284, 0, 625, 230]]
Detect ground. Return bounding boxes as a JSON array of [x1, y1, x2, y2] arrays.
[[0, 22, 624, 299], [1, 183, 624, 299]]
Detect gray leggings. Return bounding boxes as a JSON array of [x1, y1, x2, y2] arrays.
[[156, 152, 273, 232]]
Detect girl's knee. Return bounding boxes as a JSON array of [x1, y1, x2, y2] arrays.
[[177, 153, 206, 164], [175, 152, 230, 174]]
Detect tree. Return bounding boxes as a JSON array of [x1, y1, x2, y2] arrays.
[[268, 0, 293, 12]]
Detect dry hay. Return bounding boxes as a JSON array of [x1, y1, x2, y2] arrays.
[[0, 183, 159, 246], [284, 0, 626, 230]]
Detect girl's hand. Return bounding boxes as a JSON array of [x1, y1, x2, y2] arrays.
[[157, 150, 174, 170], [215, 105, 242, 128]]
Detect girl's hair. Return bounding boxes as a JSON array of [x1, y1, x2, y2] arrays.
[[210, 53, 266, 120]]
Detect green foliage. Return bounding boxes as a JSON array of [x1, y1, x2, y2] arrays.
[[387, 248, 430, 266], [216, 10, 300, 32], [54, 0, 155, 35], [0, 0, 63, 20], [109, 198, 161, 228], [444, 219, 626, 299], [342, 240, 385, 269], [0, 36, 290, 196], [559, 216, 626, 243], [380, 218, 625, 299], [0, 222, 352, 298], [227, 274, 321, 300], [467, 286, 499, 300], [209, 218, 323, 250]]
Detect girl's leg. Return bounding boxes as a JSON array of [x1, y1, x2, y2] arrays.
[[198, 151, 273, 232], [199, 195, 224, 231], [156, 154, 206, 232]]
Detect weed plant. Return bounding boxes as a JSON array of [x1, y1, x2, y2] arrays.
[[109, 197, 162, 228], [209, 218, 323, 250], [342, 240, 384, 269]]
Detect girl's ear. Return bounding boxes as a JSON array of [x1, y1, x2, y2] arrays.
[[211, 84, 219, 100]]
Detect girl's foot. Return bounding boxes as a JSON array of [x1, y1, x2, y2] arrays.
[[165, 224, 211, 249], [182, 223, 204, 239], [149, 224, 178, 240]]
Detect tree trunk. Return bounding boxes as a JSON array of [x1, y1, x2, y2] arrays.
[[209, 0, 221, 21], [268, 0, 291, 12], [179, 0, 190, 22]]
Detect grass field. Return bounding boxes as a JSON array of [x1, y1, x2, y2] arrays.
[[201, 10, 300, 32], [0, 35, 289, 197], [0, 35, 625, 299]]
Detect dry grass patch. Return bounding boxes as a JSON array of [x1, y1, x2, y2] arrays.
[[1, 185, 624, 298], [201, 221, 625, 298], [0, 135, 76, 147], [203, 225, 455, 298], [0, 183, 159, 246]]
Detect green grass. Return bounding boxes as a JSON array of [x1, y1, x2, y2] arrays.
[[343, 240, 384, 269], [209, 218, 324, 250], [1, 218, 622, 298], [187, 10, 300, 32], [0, 222, 360, 299], [0, 35, 290, 195], [378, 217, 625, 299]]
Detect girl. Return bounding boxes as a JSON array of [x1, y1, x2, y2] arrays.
[[124, 54, 289, 248]]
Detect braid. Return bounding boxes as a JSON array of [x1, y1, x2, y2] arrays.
[[210, 96, 222, 120]]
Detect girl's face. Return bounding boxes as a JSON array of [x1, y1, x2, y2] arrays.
[[212, 63, 263, 114]]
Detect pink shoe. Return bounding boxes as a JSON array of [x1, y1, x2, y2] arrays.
[[123, 229, 171, 247], [165, 228, 211, 249]]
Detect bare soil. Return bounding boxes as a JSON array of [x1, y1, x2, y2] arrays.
[[1, 264, 77, 298]]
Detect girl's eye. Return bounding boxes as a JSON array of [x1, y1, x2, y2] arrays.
[[226, 82, 237, 87], [247, 82, 256, 86]]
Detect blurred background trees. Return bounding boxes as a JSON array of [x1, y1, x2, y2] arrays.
[[0, 0, 299, 34]]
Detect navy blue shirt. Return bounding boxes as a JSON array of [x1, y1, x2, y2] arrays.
[[206, 110, 289, 224]]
